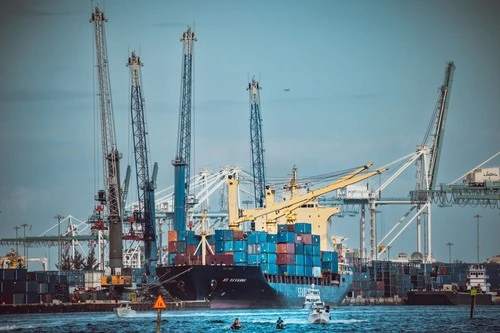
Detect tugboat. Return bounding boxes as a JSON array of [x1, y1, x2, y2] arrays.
[[406, 264, 495, 305]]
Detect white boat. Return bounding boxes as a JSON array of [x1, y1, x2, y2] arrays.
[[308, 302, 331, 324], [114, 301, 137, 318], [303, 284, 322, 309]]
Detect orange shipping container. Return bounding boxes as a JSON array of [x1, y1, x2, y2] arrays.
[[168, 230, 178, 242]]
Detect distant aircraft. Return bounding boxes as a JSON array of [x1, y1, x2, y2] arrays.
[[283, 88, 290, 92]]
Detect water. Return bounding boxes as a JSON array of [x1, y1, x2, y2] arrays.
[[1, 306, 499, 332]]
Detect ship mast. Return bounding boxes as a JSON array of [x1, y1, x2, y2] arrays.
[[194, 210, 214, 265]]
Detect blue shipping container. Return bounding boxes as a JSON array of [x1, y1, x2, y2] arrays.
[[295, 222, 312, 234]]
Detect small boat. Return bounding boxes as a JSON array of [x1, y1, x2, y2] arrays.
[[114, 301, 137, 318], [308, 302, 330, 324], [303, 284, 321, 309]]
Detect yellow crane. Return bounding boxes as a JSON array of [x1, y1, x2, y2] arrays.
[[228, 163, 387, 251]]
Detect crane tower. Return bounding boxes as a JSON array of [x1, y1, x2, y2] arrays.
[[126, 52, 158, 277], [90, 7, 123, 271], [172, 27, 196, 232], [247, 77, 267, 210]]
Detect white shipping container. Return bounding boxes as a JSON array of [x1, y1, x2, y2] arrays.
[[338, 185, 369, 199], [312, 266, 322, 277], [467, 167, 500, 183]]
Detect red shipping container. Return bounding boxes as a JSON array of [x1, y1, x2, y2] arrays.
[[277, 243, 296, 254], [277, 243, 288, 254], [174, 253, 189, 265], [186, 245, 198, 255], [168, 241, 179, 253], [302, 234, 312, 244], [233, 230, 245, 240], [277, 254, 295, 265]]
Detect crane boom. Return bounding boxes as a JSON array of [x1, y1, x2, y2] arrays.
[[424, 61, 455, 189], [229, 163, 387, 228], [127, 51, 158, 277], [90, 7, 123, 270], [248, 77, 266, 209], [121, 165, 131, 215], [172, 27, 196, 232]]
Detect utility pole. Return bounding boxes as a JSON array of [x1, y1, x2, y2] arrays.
[[20, 224, 30, 259], [54, 214, 64, 273], [446, 242, 453, 263], [473, 214, 481, 264], [13, 226, 20, 255]]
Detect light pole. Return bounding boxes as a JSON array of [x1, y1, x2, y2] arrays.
[[20, 224, 30, 259], [13, 226, 20, 255], [473, 214, 481, 264], [446, 242, 453, 264], [54, 214, 64, 273]]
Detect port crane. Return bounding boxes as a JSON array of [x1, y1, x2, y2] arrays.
[[365, 62, 455, 262], [90, 7, 124, 273], [247, 77, 266, 210], [125, 51, 159, 278], [172, 27, 197, 233]]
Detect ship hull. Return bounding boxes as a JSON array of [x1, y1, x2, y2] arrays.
[[406, 290, 495, 305], [156, 265, 352, 309]]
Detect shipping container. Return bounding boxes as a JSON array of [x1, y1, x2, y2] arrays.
[[261, 263, 278, 275], [167, 230, 178, 242], [295, 222, 312, 234], [467, 167, 500, 184]]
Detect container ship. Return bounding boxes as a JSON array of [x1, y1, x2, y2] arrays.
[[156, 223, 353, 309], [156, 165, 387, 309]]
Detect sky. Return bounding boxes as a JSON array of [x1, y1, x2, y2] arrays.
[[0, 0, 499, 270]]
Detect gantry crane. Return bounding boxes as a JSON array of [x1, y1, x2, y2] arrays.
[[247, 77, 266, 211], [90, 7, 123, 273], [125, 51, 158, 277], [172, 27, 197, 232]]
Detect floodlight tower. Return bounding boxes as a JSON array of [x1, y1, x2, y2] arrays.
[[247, 77, 266, 210], [90, 7, 123, 271], [172, 27, 196, 232]]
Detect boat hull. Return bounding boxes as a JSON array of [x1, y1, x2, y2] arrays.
[[156, 265, 352, 309], [308, 311, 330, 324], [406, 290, 495, 305]]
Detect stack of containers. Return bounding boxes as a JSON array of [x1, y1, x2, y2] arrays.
[[276, 226, 296, 276], [166, 222, 341, 279], [260, 233, 278, 274], [168, 230, 199, 265], [0, 269, 70, 304]]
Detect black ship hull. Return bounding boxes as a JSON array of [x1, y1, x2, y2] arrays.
[[157, 265, 286, 308], [406, 290, 495, 305], [156, 265, 352, 309]]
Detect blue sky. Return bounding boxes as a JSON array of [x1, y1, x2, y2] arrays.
[[0, 0, 499, 269]]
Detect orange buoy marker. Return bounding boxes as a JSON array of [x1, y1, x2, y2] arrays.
[[154, 295, 167, 332], [470, 287, 477, 319]]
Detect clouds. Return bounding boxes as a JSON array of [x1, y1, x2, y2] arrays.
[[0, 88, 91, 103]]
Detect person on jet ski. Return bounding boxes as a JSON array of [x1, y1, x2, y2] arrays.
[[231, 318, 242, 330], [276, 317, 285, 329]]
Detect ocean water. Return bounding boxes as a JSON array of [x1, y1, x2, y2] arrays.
[[1, 306, 499, 333]]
